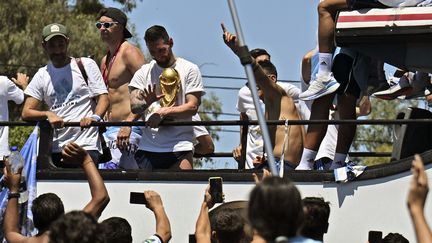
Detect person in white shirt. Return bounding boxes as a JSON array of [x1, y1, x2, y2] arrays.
[[0, 73, 28, 160], [129, 25, 204, 170], [22, 23, 109, 167]]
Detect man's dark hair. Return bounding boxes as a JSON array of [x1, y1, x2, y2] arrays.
[[144, 25, 170, 43], [382, 233, 409, 243], [301, 197, 330, 241], [212, 208, 245, 243], [258, 60, 278, 78], [49, 211, 105, 243], [101, 217, 132, 243], [248, 177, 304, 241], [250, 48, 271, 59], [32, 193, 65, 233]]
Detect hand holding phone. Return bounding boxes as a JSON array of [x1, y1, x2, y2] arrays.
[[209, 177, 223, 204]]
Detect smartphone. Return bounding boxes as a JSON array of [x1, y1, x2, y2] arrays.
[[368, 231, 382, 243], [188, 234, 196, 243], [129, 192, 147, 205], [209, 177, 223, 203]]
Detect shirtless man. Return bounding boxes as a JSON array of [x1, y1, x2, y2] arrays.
[[222, 24, 304, 169], [97, 7, 145, 168]]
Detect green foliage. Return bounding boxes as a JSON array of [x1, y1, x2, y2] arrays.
[[0, 0, 140, 147], [9, 126, 34, 149], [193, 92, 223, 168], [198, 92, 222, 141], [353, 98, 419, 166]]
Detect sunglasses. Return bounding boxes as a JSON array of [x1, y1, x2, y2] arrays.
[[95, 22, 118, 29]]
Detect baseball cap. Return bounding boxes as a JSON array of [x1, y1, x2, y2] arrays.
[[250, 48, 271, 59], [42, 23, 68, 42], [98, 7, 132, 38]]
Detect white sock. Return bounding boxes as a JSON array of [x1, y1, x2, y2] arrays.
[[317, 53, 333, 78], [296, 148, 317, 170], [330, 153, 347, 169]]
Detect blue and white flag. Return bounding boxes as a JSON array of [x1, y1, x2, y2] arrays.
[[0, 126, 39, 239]]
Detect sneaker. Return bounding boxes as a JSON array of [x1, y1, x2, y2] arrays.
[[299, 73, 340, 101], [373, 76, 413, 100]]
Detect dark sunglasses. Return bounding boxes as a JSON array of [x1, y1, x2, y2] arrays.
[[95, 22, 118, 29]]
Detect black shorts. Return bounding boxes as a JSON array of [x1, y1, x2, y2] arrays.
[[332, 52, 361, 99], [135, 150, 193, 170], [347, 0, 388, 9]]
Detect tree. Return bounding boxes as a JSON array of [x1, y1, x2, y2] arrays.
[[193, 92, 223, 168], [352, 98, 419, 166], [0, 0, 139, 148]]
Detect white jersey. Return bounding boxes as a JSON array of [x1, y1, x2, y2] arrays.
[[102, 126, 142, 169], [0, 76, 24, 158], [25, 58, 108, 152], [129, 58, 205, 152]]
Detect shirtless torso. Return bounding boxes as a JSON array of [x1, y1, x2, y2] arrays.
[[101, 41, 145, 122], [265, 90, 304, 165]]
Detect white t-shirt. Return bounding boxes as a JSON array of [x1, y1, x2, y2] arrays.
[[0, 76, 24, 158], [129, 58, 204, 152], [25, 58, 108, 152], [236, 83, 300, 169], [192, 114, 209, 138]]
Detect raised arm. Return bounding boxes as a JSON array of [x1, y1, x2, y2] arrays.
[[62, 143, 110, 219], [3, 160, 27, 243], [145, 191, 172, 243], [221, 23, 283, 98], [195, 187, 214, 243], [407, 154, 432, 243]]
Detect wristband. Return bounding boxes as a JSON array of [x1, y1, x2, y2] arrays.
[[90, 114, 102, 122], [8, 192, 20, 199]]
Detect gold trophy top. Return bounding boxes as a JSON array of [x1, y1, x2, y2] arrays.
[[159, 68, 181, 107]]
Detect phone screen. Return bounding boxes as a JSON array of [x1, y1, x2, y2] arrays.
[[368, 231, 382, 243], [129, 192, 147, 204], [209, 177, 223, 203]]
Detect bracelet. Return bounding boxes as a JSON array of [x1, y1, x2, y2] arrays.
[[90, 114, 102, 122], [8, 192, 20, 199]]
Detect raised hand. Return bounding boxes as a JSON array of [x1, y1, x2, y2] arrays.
[[62, 142, 92, 165], [11, 72, 29, 90], [141, 84, 165, 106], [407, 154, 429, 212], [221, 22, 240, 54]]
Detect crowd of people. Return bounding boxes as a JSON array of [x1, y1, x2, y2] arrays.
[[1, 0, 432, 242], [2, 145, 430, 242]]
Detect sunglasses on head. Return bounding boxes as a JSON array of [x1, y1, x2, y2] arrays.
[[95, 22, 118, 29]]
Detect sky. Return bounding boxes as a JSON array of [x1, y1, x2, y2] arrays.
[[104, 0, 321, 168]]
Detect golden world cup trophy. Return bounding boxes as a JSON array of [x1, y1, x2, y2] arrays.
[[159, 68, 181, 107]]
